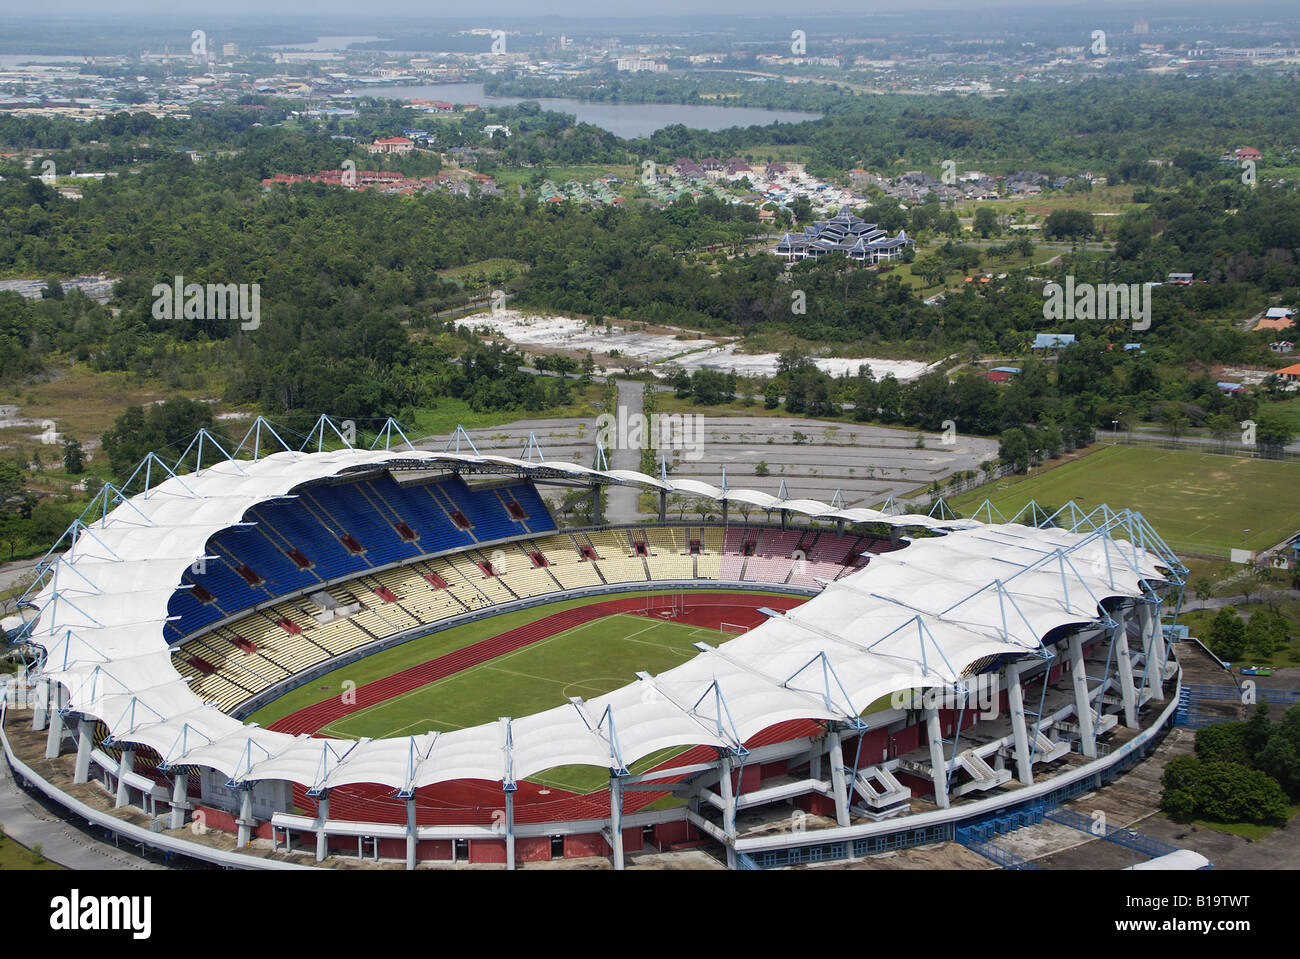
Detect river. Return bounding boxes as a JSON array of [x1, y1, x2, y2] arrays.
[[370, 82, 821, 139]]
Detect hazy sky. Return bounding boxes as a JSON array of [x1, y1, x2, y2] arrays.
[[3, 0, 1285, 18]]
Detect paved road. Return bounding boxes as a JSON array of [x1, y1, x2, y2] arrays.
[[0, 742, 162, 870], [605, 379, 645, 524], [0, 557, 41, 615]]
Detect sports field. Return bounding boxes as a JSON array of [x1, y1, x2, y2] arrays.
[[246, 589, 750, 728], [949, 445, 1300, 554], [321, 613, 720, 741], [322, 612, 729, 794], [246, 590, 801, 794]]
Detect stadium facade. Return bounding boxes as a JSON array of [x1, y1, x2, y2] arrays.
[[1, 418, 1187, 870]]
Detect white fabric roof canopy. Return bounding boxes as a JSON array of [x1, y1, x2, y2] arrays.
[[23, 448, 1173, 793]]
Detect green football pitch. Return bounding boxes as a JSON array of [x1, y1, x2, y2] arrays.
[[949, 445, 1300, 554], [246, 590, 791, 730], [317, 612, 736, 794], [319, 613, 722, 741]]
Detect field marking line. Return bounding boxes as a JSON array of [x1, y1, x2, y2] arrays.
[[318, 619, 602, 725], [279, 598, 760, 736]]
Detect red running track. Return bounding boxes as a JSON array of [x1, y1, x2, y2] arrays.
[[265, 591, 812, 825]]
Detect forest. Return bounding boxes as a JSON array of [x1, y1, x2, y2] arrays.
[[0, 76, 1297, 557]]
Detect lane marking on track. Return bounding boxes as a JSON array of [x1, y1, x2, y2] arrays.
[[313, 615, 705, 735], [312, 618, 618, 731], [272, 595, 788, 735]]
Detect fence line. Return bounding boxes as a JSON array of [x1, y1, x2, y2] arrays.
[[1101, 434, 1300, 462]]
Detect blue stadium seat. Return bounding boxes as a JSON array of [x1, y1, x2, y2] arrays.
[[167, 474, 556, 641]]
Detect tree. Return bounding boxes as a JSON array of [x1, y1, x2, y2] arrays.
[[1043, 209, 1095, 240], [1192, 578, 1214, 608], [1207, 607, 1247, 661], [1194, 722, 1249, 766], [1255, 733, 1300, 800], [61, 437, 84, 475], [1160, 405, 1190, 441], [1160, 754, 1289, 825], [1254, 412, 1295, 458], [1243, 702, 1272, 759], [0, 462, 23, 506], [973, 206, 1000, 238], [1207, 413, 1236, 451], [998, 428, 1031, 473], [1245, 613, 1283, 660]]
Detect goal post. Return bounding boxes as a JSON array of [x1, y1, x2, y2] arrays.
[[720, 622, 750, 635]]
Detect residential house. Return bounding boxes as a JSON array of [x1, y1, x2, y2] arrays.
[[367, 136, 414, 154]]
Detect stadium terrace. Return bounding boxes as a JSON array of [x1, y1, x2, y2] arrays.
[[2, 417, 1189, 871]]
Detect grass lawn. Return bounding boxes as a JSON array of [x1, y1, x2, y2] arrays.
[[1192, 805, 1300, 840], [1258, 395, 1300, 436], [0, 834, 63, 870], [404, 387, 603, 439], [948, 444, 1300, 554], [490, 164, 637, 192]]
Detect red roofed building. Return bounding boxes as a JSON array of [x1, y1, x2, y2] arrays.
[[368, 136, 414, 155]]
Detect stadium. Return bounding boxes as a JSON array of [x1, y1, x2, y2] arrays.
[[0, 416, 1190, 871]]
